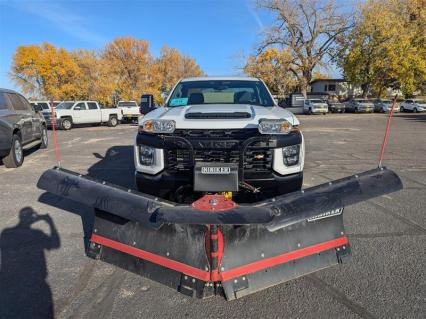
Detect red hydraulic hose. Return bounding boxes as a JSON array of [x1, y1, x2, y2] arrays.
[[378, 95, 398, 168], [50, 101, 61, 166]]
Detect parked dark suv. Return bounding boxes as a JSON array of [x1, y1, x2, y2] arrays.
[[0, 89, 48, 168]]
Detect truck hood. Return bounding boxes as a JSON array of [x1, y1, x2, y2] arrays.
[[140, 104, 299, 129]]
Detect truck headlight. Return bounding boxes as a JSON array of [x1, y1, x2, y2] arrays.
[[258, 119, 292, 134], [142, 119, 175, 133], [282, 145, 300, 166], [139, 145, 155, 166]]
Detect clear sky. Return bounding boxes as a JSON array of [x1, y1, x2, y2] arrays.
[[0, 0, 345, 92]]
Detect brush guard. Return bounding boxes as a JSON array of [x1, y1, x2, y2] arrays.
[[37, 167, 402, 300]]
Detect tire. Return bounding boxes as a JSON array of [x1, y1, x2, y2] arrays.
[[39, 126, 48, 149], [308, 108, 313, 115], [61, 118, 72, 130], [3, 134, 24, 168], [400, 106, 405, 112], [108, 116, 118, 127], [413, 108, 418, 113], [354, 108, 358, 113]]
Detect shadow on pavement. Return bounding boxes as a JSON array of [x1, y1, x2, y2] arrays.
[[0, 207, 60, 319], [394, 113, 426, 123], [38, 193, 94, 249], [88, 145, 135, 189], [37, 145, 134, 249]]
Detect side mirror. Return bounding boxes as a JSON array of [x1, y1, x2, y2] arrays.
[[33, 104, 43, 112]]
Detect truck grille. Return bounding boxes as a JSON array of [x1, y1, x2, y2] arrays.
[[166, 129, 273, 173], [173, 129, 259, 140]]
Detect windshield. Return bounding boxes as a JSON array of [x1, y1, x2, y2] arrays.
[[167, 80, 274, 107], [56, 102, 75, 109], [309, 99, 324, 103], [118, 101, 137, 107]]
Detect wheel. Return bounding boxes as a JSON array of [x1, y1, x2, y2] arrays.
[[354, 107, 358, 113], [323, 112, 326, 115], [39, 126, 48, 149], [308, 108, 313, 115], [61, 118, 72, 130], [108, 116, 118, 127], [413, 108, 418, 113], [400, 106, 405, 112], [3, 134, 24, 168]]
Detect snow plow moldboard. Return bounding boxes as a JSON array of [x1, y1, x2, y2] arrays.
[[37, 167, 402, 300]]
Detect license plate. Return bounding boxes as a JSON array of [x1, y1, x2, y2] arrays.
[[195, 163, 238, 191], [201, 167, 231, 174]]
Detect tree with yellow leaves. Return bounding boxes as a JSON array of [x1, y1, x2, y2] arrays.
[[10, 37, 205, 105], [102, 37, 159, 102], [244, 47, 298, 96], [339, 0, 426, 97], [156, 46, 204, 95], [71, 49, 114, 105], [10, 43, 81, 100]]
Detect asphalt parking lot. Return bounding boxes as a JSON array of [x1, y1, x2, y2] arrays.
[[0, 113, 425, 319]]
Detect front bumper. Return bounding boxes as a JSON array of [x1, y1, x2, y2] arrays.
[[311, 108, 328, 114], [135, 130, 304, 197], [329, 106, 345, 112], [135, 170, 303, 198], [356, 107, 373, 113]]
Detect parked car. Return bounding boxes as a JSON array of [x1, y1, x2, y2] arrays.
[[43, 101, 123, 130], [0, 89, 48, 168], [303, 99, 328, 115], [117, 100, 140, 122], [345, 99, 374, 113], [29, 100, 62, 112], [373, 99, 399, 113], [400, 99, 426, 113], [327, 101, 345, 113]]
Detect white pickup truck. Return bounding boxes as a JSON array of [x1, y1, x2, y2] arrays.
[[43, 101, 123, 130], [117, 100, 140, 122], [134, 76, 305, 203]]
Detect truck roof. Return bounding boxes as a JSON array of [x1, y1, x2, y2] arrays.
[[181, 76, 260, 82], [0, 88, 18, 94], [59, 100, 98, 103]]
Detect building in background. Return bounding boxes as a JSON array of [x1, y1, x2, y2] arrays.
[[310, 79, 362, 100]]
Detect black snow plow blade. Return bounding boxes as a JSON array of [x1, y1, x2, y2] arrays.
[[37, 167, 402, 300]]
